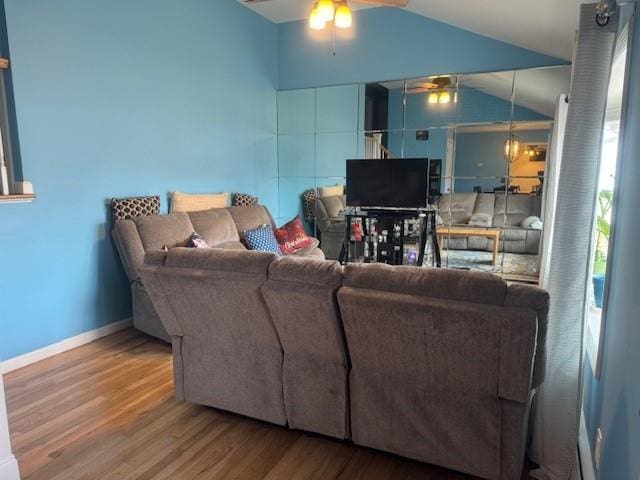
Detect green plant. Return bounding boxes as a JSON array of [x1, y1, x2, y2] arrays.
[[594, 190, 613, 274]]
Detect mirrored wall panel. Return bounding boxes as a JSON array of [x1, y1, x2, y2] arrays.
[[276, 64, 572, 281]]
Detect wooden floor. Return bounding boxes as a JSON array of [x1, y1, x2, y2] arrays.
[[5, 328, 479, 480]]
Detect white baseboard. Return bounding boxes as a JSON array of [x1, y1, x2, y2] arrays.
[[0, 455, 20, 480], [1, 318, 133, 374], [578, 410, 597, 480]]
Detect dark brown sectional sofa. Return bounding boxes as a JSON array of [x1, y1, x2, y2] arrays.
[[139, 247, 549, 480]]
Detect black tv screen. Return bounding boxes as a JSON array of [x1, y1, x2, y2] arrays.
[[346, 158, 430, 209]]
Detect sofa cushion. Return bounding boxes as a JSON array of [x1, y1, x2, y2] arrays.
[[494, 194, 541, 227], [133, 213, 194, 252], [268, 255, 343, 288], [187, 209, 240, 246], [228, 205, 276, 237], [163, 248, 275, 274], [469, 212, 492, 227], [438, 193, 477, 225], [318, 184, 344, 198], [274, 216, 315, 255], [213, 241, 247, 251], [474, 193, 496, 218], [317, 195, 346, 219], [243, 225, 282, 256], [344, 263, 507, 306], [170, 191, 229, 213]]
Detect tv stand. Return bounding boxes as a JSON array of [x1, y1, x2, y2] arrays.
[[339, 207, 441, 267]]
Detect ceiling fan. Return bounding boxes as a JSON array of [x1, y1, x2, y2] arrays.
[[243, 0, 409, 30]]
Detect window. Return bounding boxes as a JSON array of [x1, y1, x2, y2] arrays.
[[585, 18, 632, 377]]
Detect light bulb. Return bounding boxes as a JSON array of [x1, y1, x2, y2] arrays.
[[454, 91, 458, 103], [309, 5, 326, 30], [438, 91, 451, 104], [428, 92, 439, 104], [334, 2, 352, 29], [317, 0, 335, 21]]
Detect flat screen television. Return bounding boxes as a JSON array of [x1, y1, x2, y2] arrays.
[[346, 158, 440, 209]]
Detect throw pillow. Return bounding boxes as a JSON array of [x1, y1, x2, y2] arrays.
[[522, 216, 543, 230], [469, 212, 493, 227], [243, 225, 282, 256], [111, 195, 160, 222], [274, 216, 315, 255], [318, 184, 344, 198], [187, 232, 210, 249], [232, 192, 258, 207], [170, 192, 229, 213]]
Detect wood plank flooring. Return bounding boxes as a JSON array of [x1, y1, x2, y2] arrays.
[[5, 328, 478, 480]]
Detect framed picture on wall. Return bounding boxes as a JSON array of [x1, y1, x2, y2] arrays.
[[524, 143, 548, 162]]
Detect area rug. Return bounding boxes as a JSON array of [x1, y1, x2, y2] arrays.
[[440, 249, 540, 277]]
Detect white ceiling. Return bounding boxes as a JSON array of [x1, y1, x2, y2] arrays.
[[238, 0, 583, 60], [380, 65, 572, 117]]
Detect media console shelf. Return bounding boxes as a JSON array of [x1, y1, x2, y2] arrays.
[[339, 208, 441, 268]]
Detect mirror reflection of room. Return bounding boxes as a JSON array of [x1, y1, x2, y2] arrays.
[[276, 65, 571, 281]]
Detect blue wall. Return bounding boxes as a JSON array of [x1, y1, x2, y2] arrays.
[[277, 7, 565, 90], [0, 0, 278, 360], [581, 10, 640, 480], [454, 129, 549, 193]]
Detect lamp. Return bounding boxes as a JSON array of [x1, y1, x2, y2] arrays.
[[334, 2, 352, 29], [317, 0, 336, 21], [309, 3, 326, 30], [438, 91, 451, 104], [504, 137, 521, 160]]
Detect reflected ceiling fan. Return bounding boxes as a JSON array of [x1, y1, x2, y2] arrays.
[[244, 0, 409, 30]]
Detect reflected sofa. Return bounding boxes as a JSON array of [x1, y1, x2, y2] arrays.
[[112, 205, 324, 341], [140, 250, 549, 479], [314, 194, 348, 260], [437, 193, 543, 254]]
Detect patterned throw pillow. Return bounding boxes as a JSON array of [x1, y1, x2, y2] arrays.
[[187, 232, 210, 249], [243, 225, 282, 256], [274, 216, 314, 255], [232, 192, 258, 207], [301, 189, 318, 221], [111, 195, 161, 222]]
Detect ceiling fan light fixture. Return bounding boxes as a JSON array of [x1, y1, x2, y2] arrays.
[[428, 92, 439, 104], [438, 91, 451, 104], [309, 4, 326, 30], [317, 0, 336, 22], [334, 2, 352, 29]]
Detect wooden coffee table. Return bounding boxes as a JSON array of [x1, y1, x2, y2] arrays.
[[437, 227, 501, 265]]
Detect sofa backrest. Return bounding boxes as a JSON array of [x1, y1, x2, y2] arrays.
[[112, 205, 276, 282], [337, 263, 547, 478], [187, 208, 240, 246], [261, 256, 348, 438], [228, 205, 276, 239], [437, 193, 477, 225], [315, 195, 347, 232], [139, 248, 287, 425], [493, 194, 542, 227]]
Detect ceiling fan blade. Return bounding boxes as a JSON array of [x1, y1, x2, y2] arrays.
[[352, 0, 409, 7]]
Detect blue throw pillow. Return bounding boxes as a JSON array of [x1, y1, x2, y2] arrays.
[[243, 224, 282, 256]]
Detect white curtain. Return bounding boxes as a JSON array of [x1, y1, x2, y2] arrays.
[[539, 95, 569, 285], [529, 4, 620, 480]]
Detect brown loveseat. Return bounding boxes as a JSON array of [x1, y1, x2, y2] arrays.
[[112, 205, 324, 341], [140, 251, 549, 479]]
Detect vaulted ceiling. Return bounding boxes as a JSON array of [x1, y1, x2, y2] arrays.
[[238, 0, 583, 60]]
